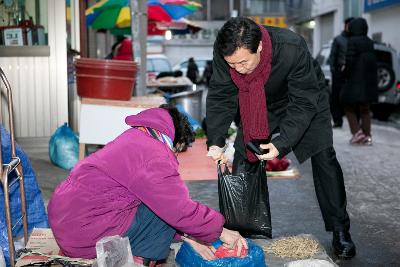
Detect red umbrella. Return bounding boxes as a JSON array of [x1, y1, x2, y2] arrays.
[[148, 5, 172, 22]]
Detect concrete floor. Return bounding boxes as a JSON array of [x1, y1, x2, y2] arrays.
[[16, 119, 400, 266]]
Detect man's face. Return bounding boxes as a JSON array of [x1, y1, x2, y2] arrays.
[[224, 42, 262, 75]]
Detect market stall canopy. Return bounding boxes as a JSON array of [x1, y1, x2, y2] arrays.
[[86, 0, 202, 30], [110, 18, 202, 36]]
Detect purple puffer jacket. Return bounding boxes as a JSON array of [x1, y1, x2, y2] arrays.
[[48, 108, 224, 258]]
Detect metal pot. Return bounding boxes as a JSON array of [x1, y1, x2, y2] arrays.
[[168, 87, 204, 122]]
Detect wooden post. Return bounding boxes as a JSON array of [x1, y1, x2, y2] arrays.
[[79, 143, 86, 160], [79, 0, 88, 57]]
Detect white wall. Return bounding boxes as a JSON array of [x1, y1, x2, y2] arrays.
[[311, 0, 342, 56], [312, 0, 338, 16], [165, 44, 213, 66], [365, 5, 400, 53], [0, 0, 68, 137], [164, 20, 223, 65], [313, 13, 336, 57]]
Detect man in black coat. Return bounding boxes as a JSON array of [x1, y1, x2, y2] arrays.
[[206, 17, 356, 259], [328, 17, 354, 128]]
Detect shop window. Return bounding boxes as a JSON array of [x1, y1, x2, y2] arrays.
[[344, 0, 361, 18], [246, 0, 285, 15], [0, 0, 48, 46]]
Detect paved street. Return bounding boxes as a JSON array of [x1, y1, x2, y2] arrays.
[[18, 119, 400, 266]]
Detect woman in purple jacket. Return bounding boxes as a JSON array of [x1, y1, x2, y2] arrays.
[[48, 105, 247, 266]]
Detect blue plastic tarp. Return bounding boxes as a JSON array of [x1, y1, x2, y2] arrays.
[[176, 239, 267, 267], [0, 125, 49, 266]]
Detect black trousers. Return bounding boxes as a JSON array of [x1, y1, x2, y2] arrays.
[[311, 146, 350, 232], [233, 146, 350, 232], [330, 72, 345, 125]]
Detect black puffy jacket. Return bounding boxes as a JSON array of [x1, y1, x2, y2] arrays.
[[329, 31, 351, 73], [342, 18, 378, 105]]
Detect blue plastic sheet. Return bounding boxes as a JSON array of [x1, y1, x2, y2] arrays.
[[176, 239, 267, 267], [49, 123, 79, 170], [0, 125, 49, 266]]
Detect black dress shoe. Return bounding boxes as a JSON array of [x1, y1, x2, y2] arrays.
[[332, 231, 356, 259]]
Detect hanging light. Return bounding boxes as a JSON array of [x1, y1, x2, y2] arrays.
[[165, 29, 172, 40]]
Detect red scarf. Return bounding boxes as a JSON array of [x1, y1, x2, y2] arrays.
[[230, 25, 272, 162]]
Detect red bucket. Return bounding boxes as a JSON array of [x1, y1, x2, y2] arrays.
[[76, 73, 135, 101], [76, 64, 137, 78], [75, 58, 137, 100]]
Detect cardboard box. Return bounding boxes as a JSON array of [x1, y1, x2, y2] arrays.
[[15, 228, 93, 267]]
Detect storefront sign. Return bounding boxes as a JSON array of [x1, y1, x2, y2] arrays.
[[364, 0, 400, 12], [250, 16, 287, 28]]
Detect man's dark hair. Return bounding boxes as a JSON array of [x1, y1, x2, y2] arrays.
[[160, 104, 195, 148], [344, 17, 354, 25], [216, 17, 261, 57]]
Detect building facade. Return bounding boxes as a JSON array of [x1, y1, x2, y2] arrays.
[[285, 0, 313, 51], [363, 0, 400, 52], [311, 0, 400, 56], [164, 0, 288, 66], [0, 0, 68, 138]]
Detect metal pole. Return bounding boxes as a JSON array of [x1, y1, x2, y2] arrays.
[[207, 0, 211, 21], [130, 0, 147, 96]]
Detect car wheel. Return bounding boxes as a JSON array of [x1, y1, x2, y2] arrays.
[[377, 63, 395, 92], [371, 103, 395, 121]]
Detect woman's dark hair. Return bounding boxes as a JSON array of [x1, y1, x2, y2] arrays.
[[160, 104, 195, 148], [216, 17, 261, 57]]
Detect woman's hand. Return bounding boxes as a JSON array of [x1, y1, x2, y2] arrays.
[[184, 237, 216, 260], [219, 228, 248, 257]]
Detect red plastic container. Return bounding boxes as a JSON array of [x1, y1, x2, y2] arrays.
[[75, 58, 137, 100], [76, 73, 135, 101], [77, 58, 136, 67], [76, 64, 137, 78]]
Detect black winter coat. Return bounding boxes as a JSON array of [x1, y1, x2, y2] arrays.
[[187, 61, 199, 84], [342, 18, 378, 105], [329, 31, 351, 74], [206, 26, 332, 163]]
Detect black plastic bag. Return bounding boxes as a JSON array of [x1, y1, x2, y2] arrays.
[[218, 160, 272, 239]]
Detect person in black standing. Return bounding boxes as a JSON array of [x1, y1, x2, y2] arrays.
[[206, 17, 356, 259], [328, 17, 354, 128], [186, 57, 199, 84], [342, 17, 377, 145], [203, 60, 213, 86], [105, 35, 126, 59]]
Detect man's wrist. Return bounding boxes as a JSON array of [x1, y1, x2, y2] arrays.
[[207, 145, 227, 157]]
